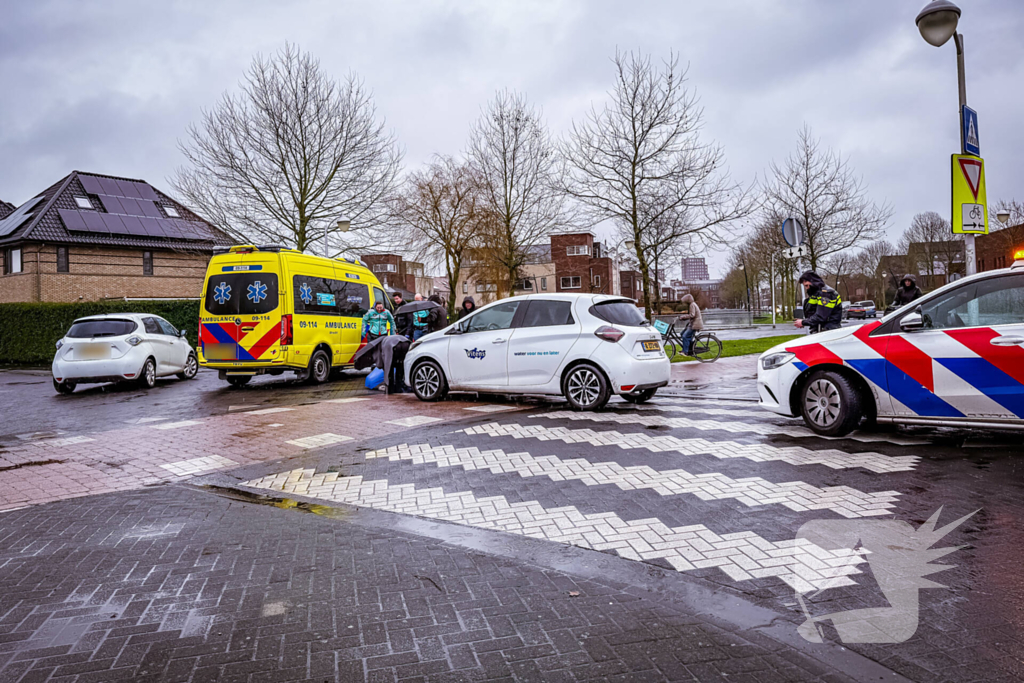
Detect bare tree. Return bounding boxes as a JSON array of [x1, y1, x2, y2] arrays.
[[991, 199, 1024, 260], [897, 211, 963, 284], [468, 90, 568, 298], [763, 125, 891, 271], [391, 156, 482, 320], [174, 44, 402, 255], [563, 51, 752, 318]]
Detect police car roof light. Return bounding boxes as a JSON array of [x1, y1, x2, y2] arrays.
[[1013, 248, 1024, 268]]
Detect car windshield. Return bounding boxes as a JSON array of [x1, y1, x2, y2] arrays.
[[589, 300, 647, 326], [66, 319, 137, 338]]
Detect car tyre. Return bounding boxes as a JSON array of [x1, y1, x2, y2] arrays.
[[621, 388, 657, 404], [799, 370, 862, 437], [138, 358, 157, 389], [412, 360, 448, 402], [306, 349, 331, 385], [53, 378, 76, 395], [226, 375, 252, 388], [177, 353, 198, 380], [563, 364, 610, 411]]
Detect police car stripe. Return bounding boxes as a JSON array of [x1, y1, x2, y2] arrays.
[[937, 358, 1024, 418], [946, 327, 1024, 385]]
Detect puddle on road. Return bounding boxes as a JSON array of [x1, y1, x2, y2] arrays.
[[199, 484, 353, 522]]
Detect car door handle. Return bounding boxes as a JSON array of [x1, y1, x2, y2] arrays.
[[240, 325, 256, 333], [991, 336, 1024, 346], [492, 338, 507, 344]]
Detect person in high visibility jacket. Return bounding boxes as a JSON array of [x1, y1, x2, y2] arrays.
[[794, 270, 843, 334], [362, 302, 395, 341]]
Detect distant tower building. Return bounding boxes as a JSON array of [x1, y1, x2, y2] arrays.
[[681, 257, 709, 281]]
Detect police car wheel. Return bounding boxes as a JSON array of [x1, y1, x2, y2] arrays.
[[412, 361, 448, 402], [138, 358, 157, 389], [563, 364, 610, 411], [53, 378, 76, 395], [800, 370, 861, 437], [621, 388, 656, 404], [307, 350, 331, 385]]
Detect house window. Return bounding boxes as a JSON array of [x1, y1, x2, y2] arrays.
[[373, 263, 397, 273], [143, 251, 153, 276], [57, 247, 69, 273], [163, 205, 180, 218], [463, 281, 468, 294], [516, 279, 533, 290], [593, 275, 601, 288], [566, 245, 590, 256], [541, 277, 547, 291], [4, 248, 22, 275], [74, 196, 93, 209], [560, 276, 581, 289], [476, 283, 496, 293]]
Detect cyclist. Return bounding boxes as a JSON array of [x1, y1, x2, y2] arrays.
[[677, 293, 703, 355]]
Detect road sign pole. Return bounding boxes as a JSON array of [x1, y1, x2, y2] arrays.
[[955, 32, 976, 276]]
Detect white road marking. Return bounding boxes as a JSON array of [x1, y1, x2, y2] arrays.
[[16, 431, 65, 440], [242, 470, 865, 592], [463, 423, 917, 473], [463, 405, 520, 413], [38, 435, 95, 447], [247, 407, 295, 415], [386, 416, 443, 427], [285, 433, 353, 449], [267, 423, 284, 428], [125, 417, 169, 424], [160, 455, 237, 476], [228, 405, 259, 412], [534, 410, 926, 445], [365, 443, 900, 517], [322, 398, 370, 404], [150, 420, 203, 430]]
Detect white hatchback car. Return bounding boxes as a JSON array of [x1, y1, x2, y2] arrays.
[[52, 313, 198, 394], [404, 293, 670, 410]]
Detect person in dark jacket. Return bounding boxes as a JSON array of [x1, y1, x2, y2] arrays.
[[892, 273, 923, 307], [426, 294, 447, 332], [795, 270, 843, 333], [457, 296, 476, 321]]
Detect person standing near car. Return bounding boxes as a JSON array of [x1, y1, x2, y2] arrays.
[[892, 273, 923, 308], [458, 296, 476, 320], [794, 271, 843, 333], [426, 294, 447, 332], [411, 293, 430, 340], [677, 293, 703, 355], [362, 301, 395, 342]]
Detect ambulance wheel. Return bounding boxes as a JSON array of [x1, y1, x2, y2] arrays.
[[53, 378, 76, 395], [227, 375, 251, 387], [563, 363, 610, 411], [412, 360, 448, 402], [621, 388, 657, 404], [306, 350, 331, 385], [799, 370, 861, 437], [137, 358, 157, 389]]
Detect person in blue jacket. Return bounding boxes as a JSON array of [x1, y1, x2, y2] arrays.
[[362, 301, 395, 342]]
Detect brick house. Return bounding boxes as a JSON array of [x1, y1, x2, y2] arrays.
[[976, 223, 1024, 273], [550, 232, 619, 296], [0, 171, 233, 303], [360, 253, 433, 299]]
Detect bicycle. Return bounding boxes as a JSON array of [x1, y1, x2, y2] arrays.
[[660, 322, 723, 363]]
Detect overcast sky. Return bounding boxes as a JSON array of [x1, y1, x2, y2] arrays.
[[2, 0, 1022, 278]]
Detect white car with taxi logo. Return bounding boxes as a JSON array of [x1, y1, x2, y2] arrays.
[[404, 293, 670, 410]]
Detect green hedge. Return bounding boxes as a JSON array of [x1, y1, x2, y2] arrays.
[[0, 301, 200, 365]]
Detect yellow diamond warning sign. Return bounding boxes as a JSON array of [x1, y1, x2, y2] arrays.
[[952, 154, 988, 235]]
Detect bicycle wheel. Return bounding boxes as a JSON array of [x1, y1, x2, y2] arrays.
[[663, 336, 682, 360], [692, 333, 722, 363]]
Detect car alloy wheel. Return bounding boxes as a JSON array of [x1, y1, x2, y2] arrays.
[[53, 378, 76, 395], [178, 353, 198, 380], [564, 365, 609, 411], [412, 361, 448, 401], [139, 358, 156, 389], [804, 377, 841, 428]]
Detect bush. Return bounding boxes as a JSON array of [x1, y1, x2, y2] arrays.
[[0, 300, 200, 365]]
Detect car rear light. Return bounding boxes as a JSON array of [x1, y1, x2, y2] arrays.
[[124, 373, 135, 378], [126, 336, 142, 346], [594, 325, 624, 343], [281, 314, 293, 346], [620, 385, 635, 392]]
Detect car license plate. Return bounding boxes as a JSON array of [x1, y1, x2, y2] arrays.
[[642, 340, 660, 352], [79, 344, 109, 360], [205, 343, 237, 360]]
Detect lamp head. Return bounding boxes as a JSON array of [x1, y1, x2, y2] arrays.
[[916, 0, 961, 47], [337, 219, 351, 232], [996, 210, 1011, 225]]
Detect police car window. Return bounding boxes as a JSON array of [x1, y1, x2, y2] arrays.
[[917, 276, 1024, 329], [204, 273, 279, 315], [589, 301, 646, 326], [465, 302, 520, 333], [521, 301, 574, 327], [156, 319, 178, 336], [142, 317, 161, 335], [293, 276, 370, 317], [66, 319, 136, 338]]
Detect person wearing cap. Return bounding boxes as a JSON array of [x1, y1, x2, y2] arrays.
[[794, 271, 843, 334]]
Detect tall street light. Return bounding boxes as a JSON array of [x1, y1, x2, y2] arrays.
[[915, 0, 978, 274]]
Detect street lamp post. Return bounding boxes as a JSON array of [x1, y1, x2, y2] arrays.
[[326, 219, 351, 258], [916, 0, 978, 275], [739, 262, 750, 317]]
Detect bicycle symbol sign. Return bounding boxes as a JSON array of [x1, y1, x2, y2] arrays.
[[961, 203, 986, 233]]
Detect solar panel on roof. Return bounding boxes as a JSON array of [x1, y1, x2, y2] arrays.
[[0, 195, 45, 237], [140, 217, 165, 236], [135, 182, 158, 201], [102, 214, 127, 234], [98, 177, 121, 195], [115, 180, 140, 198], [139, 200, 162, 218], [120, 215, 147, 236], [79, 175, 105, 195], [58, 209, 87, 231], [98, 195, 125, 214], [119, 197, 142, 216], [81, 211, 108, 232]]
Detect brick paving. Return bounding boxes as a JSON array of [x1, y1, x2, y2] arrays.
[[0, 486, 840, 683]]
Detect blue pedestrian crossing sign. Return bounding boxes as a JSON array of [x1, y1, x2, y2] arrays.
[[961, 105, 980, 156]]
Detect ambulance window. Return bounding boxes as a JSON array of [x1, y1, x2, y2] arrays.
[[373, 288, 390, 312], [335, 281, 369, 317], [293, 276, 339, 316], [204, 273, 279, 315]]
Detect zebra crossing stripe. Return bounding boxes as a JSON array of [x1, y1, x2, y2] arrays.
[[241, 469, 866, 593], [462, 422, 918, 473], [533, 410, 925, 445], [625, 403, 790, 420], [364, 443, 900, 517]]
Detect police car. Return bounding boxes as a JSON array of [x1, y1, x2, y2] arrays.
[[404, 293, 671, 410], [758, 253, 1024, 436]]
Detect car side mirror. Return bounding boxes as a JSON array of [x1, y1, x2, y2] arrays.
[[179, 330, 188, 338], [900, 308, 924, 332]]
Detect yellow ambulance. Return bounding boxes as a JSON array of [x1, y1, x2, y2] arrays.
[[198, 245, 392, 386]]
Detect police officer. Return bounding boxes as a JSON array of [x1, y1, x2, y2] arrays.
[[794, 270, 843, 334]]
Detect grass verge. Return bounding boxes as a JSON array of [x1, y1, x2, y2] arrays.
[[668, 334, 803, 362]]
